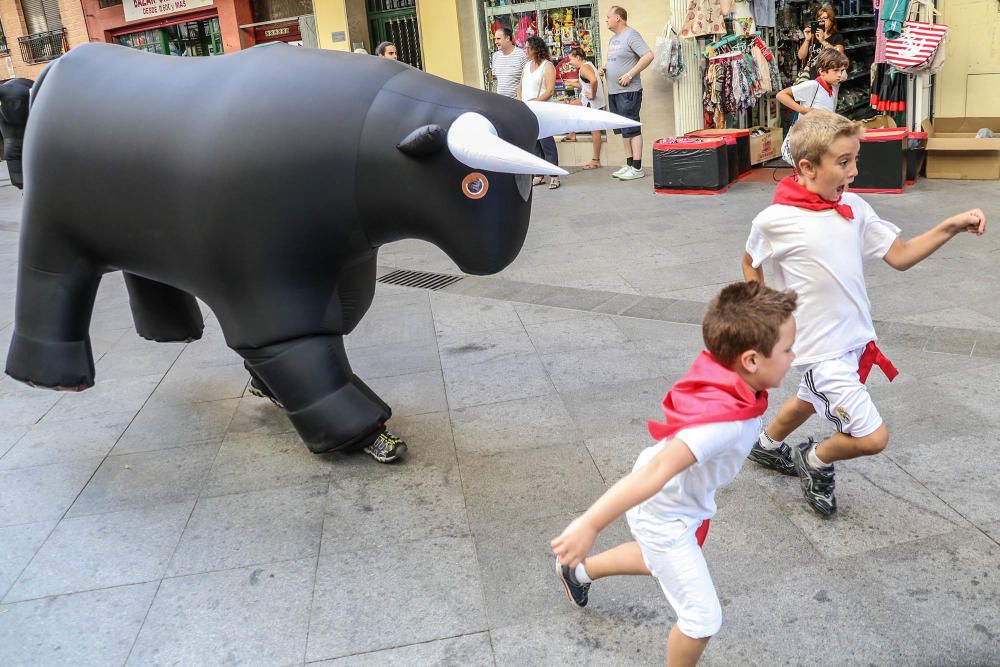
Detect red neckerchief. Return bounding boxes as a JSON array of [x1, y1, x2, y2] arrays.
[[857, 341, 899, 383], [816, 76, 834, 95], [773, 175, 855, 221], [648, 351, 768, 441]]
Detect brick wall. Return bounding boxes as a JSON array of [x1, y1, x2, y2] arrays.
[[0, 0, 92, 80]]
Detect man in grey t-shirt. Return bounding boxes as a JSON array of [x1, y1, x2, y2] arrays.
[[600, 6, 653, 180]]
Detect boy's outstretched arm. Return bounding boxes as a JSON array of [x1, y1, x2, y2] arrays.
[[551, 438, 697, 568], [883, 208, 987, 271], [742, 251, 764, 283]]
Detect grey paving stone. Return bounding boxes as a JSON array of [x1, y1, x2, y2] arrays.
[[524, 313, 628, 355], [515, 301, 593, 325], [924, 325, 977, 355], [167, 484, 325, 577], [590, 292, 644, 316], [873, 319, 933, 350], [490, 611, 668, 667], [534, 286, 622, 312], [540, 344, 667, 394], [450, 393, 581, 459], [4, 501, 193, 602], [661, 298, 709, 325], [227, 396, 297, 439], [429, 292, 522, 335], [0, 458, 103, 527], [437, 326, 535, 369], [973, 329, 1000, 358], [584, 432, 653, 483], [129, 558, 315, 667], [203, 432, 333, 499], [68, 444, 218, 517], [94, 339, 183, 381], [307, 536, 486, 661], [0, 583, 157, 667], [473, 510, 661, 630], [40, 375, 162, 423], [145, 362, 249, 407], [310, 632, 494, 666], [619, 296, 678, 321], [442, 354, 553, 409], [348, 340, 441, 380], [0, 384, 64, 427], [560, 377, 668, 441], [367, 369, 448, 417], [0, 424, 26, 459], [0, 411, 133, 470], [709, 528, 1000, 666], [323, 463, 467, 551], [113, 398, 239, 454], [344, 293, 434, 349], [0, 521, 56, 599], [168, 328, 242, 370], [460, 443, 606, 527], [754, 453, 967, 559]]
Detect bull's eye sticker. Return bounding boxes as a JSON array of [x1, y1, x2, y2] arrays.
[[462, 173, 488, 200]]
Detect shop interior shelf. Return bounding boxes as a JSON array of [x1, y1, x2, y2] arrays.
[[485, 0, 590, 18], [841, 13, 876, 19], [841, 26, 874, 34], [845, 42, 876, 51], [837, 100, 870, 115]]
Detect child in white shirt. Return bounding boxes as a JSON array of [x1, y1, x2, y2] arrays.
[[741, 109, 987, 515], [552, 281, 799, 667], [776, 48, 848, 166]]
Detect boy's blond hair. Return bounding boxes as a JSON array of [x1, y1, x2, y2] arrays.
[[789, 109, 861, 169], [702, 282, 798, 367]]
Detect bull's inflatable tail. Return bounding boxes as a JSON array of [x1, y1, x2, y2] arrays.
[[0, 77, 35, 189]]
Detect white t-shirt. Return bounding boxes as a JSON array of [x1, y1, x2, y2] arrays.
[[491, 47, 528, 98], [790, 79, 838, 112], [627, 418, 760, 550], [520, 60, 553, 102], [745, 193, 901, 366]]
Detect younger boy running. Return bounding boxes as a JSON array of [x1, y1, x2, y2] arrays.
[[552, 281, 798, 667], [742, 110, 987, 515]]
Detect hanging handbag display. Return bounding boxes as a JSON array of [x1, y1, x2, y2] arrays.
[[884, 0, 947, 70]]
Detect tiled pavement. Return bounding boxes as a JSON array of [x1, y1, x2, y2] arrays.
[[1, 163, 999, 666]]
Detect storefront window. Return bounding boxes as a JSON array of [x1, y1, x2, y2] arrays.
[[117, 17, 223, 56], [480, 1, 601, 94]]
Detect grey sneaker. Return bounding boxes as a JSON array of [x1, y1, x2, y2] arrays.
[[747, 439, 797, 476], [791, 439, 837, 515], [363, 430, 408, 464], [556, 561, 590, 607], [247, 376, 284, 409]]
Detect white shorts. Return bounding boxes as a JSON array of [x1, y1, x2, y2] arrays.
[[796, 347, 883, 438], [626, 515, 722, 638]]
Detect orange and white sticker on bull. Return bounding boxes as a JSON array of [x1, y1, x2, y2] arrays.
[[461, 172, 489, 200]]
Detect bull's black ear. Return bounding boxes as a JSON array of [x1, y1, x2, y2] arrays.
[[397, 124, 447, 157]]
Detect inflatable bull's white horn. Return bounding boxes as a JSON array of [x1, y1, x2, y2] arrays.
[[447, 112, 568, 176], [525, 100, 641, 140]]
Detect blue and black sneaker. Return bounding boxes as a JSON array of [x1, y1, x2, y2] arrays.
[[792, 439, 837, 515], [556, 561, 590, 608], [747, 438, 797, 476]]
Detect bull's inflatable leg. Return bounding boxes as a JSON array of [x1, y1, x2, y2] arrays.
[[238, 335, 391, 454], [123, 273, 204, 342], [5, 261, 102, 390]]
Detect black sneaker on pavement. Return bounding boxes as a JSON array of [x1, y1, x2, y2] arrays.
[[247, 376, 284, 409], [556, 561, 590, 608], [747, 439, 797, 476], [363, 430, 408, 464], [791, 439, 837, 515]]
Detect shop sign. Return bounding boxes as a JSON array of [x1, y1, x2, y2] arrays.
[[253, 20, 301, 44], [123, 0, 213, 23]]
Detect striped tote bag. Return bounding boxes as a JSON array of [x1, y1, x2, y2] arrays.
[[884, 20, 948, 69]]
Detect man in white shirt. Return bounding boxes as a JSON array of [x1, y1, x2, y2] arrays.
[[490, 28, 528, 99]]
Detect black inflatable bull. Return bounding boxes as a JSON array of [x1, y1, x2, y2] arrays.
[[4, 43, 636, 457]]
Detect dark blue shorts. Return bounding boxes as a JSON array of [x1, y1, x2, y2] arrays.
[[608, 91, 643, 137]]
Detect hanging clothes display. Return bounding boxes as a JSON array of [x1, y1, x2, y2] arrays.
[[702, 35, 781, 127], [870, 63, 906, 112], [679, 0, 729, 38]]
